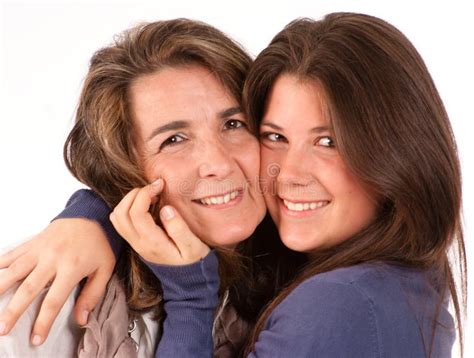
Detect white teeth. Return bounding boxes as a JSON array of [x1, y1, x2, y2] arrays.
[[199, 191, 239, 206], [283, 199, 329, 212]]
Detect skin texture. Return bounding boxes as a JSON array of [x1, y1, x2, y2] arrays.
[[259, 74, 377, 254], [0, 65, 266, 345], [110, 179, 212, 266], [129, 65, 266, 248], [0, 219, 114, 345]]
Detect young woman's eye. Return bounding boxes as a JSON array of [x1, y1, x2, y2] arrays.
[[316, 136, 335, 148], [159, 134, 187, 150], [224, 119, 246, 130], [261, 132, 286, 142]]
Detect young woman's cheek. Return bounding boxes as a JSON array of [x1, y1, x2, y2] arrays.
[[259, 145, 280, 194]]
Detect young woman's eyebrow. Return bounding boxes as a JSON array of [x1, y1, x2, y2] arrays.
[[260, 121, 332, 133], [260, 121, 283, 131], [310, 125, 332, 133], [147, 120, 190, 142]]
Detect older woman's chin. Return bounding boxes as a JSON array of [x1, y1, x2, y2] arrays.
[[195, 220, 262, 249]]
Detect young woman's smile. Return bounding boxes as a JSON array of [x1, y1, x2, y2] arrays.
[[260, 74, 377, 254]]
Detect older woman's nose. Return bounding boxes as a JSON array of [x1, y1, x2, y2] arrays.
[[197, 141, 234, 179]]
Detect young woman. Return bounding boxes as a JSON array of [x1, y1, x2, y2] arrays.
[[0, 12, 466, 357], [110, 13, 465, 357]]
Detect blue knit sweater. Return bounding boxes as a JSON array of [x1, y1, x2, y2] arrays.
[[149, 252, 455, 357], [57, 189, 455, 357]]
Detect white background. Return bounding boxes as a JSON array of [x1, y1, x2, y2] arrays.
[[0, 1, 473, 356]]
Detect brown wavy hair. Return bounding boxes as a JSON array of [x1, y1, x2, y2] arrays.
[[63, 19, 253, 313], [244, 13, 466, 356]]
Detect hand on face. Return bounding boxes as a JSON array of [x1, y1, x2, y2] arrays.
[[110, 178, 210, 266], [0, 219, 115, 345], [129, 66, 266, 248]]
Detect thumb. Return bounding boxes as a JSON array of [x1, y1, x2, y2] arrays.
[[159, 205, 210, 263]]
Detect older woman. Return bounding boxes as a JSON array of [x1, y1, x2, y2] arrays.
[[0, 18, 285, 356]]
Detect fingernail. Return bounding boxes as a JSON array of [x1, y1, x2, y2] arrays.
[[81, 310, 89, 324], [0, 321, 6, 335], [161, 206, 175, 220], [151, 178, 163, 189], [32, 334, 42, 346]]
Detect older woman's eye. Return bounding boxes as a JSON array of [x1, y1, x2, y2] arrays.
[[316, 136, 335, 148], [224, 119, 246, 130], [159, 134, 187, 150]]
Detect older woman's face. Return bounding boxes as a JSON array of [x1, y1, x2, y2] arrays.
[[129, 65, 266, 247], [259, 74, 377, 254]]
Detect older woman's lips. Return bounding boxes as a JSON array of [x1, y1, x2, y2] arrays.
[[193, 189, 243, 209]]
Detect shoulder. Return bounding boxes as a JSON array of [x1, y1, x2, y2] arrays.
[[263, 265, 384, 357], [271, 263, 385, 324], [263, 262, 453, 357], [285, 261, 430, 306], [278, 262, 396, 310]]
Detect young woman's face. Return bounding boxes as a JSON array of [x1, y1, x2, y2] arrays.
[[129, 65, 266, 247], [259, 74, 377, 254]]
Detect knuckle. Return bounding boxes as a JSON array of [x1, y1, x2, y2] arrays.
[[7, 261, 23, 277], [128, 205, 141, 220], [113, 206, 126, 219], [43, 297, 62, 313], [1, 306, 16, 321], [20, 280, 39, 296], [168, 220, 187, 236]]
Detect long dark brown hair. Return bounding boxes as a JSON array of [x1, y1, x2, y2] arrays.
[[244, 13, 466, 356]]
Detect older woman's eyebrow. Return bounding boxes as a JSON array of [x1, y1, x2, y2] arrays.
[[218, 107, 242, 118], [147, 120, 190, 142]]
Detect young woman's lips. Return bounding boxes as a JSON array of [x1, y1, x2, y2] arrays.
[[279, 197, 330, 218], [193, 189, 244, 210]]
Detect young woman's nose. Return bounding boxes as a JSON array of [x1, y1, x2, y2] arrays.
[[276, 146, 314, 187], [197, 140, 234, 179]]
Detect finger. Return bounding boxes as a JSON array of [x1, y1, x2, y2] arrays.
[[129, 183, 166, 241], [148, 178, 164, 204], [0, 254, 37, 295], [160, 205, 209, 259], [110, 188, 142, 244], [30, 274, 78, 345], [113, 188, 141, 217], [0, 240, 33, 268], [0, 267, 52, 335], [129, 179, 164, 226], [73, 269, 111, 326]]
